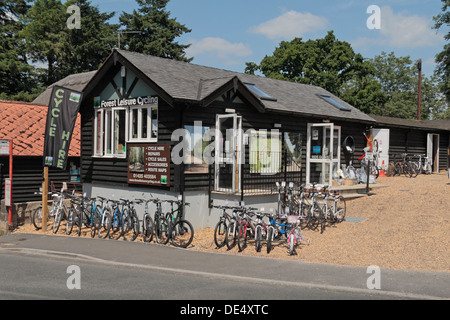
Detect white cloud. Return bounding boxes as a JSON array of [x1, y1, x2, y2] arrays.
[[186, 37, 252, 66], [249, 11, 329, 40], [355, 6, 444, 49], [381, 6, 443, 48]]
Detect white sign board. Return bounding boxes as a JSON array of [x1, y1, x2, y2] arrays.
[[5, 178, 12, 206], [371, 129, 390, 170], [0, 140, 10, 155]]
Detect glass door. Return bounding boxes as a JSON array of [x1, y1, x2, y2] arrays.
[[306, 123, 341, 185], [215, 114, 242, 192]]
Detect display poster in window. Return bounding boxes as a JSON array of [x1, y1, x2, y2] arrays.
[[43, 86, 83, 170], [128, 144, 170, 186]]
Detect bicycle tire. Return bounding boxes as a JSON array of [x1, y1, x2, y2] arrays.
[[110, 210, 125, 240], [213, 220, 227, 248], [32, 206, 43, 230], [266, 227, 273, 254], [142, 214, 154, 243], [155, 216, 170, 245], [122, 210, 140, 241], [288, 233, 296, 255], [225, 220, 237, 250], [90, 207, 101, 238], [98, 209, 111, 239], [53, 208, 63, 233], [237, 221, 248, 252], [66, 205, 76, 235], [335, 196, 346, 223], [171, 220, 194, 248], [255, 225, 262, 252]]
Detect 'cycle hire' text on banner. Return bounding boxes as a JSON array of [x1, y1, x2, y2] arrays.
[[43, 85, 83, 170]]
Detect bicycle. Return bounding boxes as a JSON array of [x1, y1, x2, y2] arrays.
[[52, 191, 71, 233], [162, 198, 194, 248], [121, 199, 141, 241], [109, 199, 127, 240], [136, 196, 155, 243], [93, 196, 113, 239], [32, 191, 55, 230], [286, 214, 304, 255], [224, 205, 250, 250], [413, 154, 432, 175], [212, 204, 235, 248], [236, 208, 259, 252]]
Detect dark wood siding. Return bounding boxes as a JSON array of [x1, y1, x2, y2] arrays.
[[80, 90, 181, 191], [0, 156, 79, 203]]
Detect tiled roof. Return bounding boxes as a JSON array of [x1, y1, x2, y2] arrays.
[[0, 101, 81, 157], [32, 70, 96, 106], [83, 50, 376, 123], [370, 115, 450, 132]]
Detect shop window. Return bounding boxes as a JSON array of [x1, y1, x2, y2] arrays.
[[249, 130, 282, 174], [94, 104, 158, 158], [129, 105, 158, 142], [184, 124, 211, 174], [284, 132, 303, 171]]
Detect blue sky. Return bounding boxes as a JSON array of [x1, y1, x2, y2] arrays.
[[91, 0, 447, 77]]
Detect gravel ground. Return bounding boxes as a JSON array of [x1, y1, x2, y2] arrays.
[[13, 173, 449, 272]]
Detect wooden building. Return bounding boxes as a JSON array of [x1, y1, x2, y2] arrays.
[[77, 49, 379, 229], [371, 115, 450, 173]]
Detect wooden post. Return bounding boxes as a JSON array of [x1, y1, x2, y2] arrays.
[[417, 59, 422, 121], [42, 166, 49, 232]]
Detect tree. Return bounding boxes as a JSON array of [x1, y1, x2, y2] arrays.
[[59, 0, 119, 76], [119, 0, 192, 61], [0, 0, 41, 100], [20, 0, 67, 86], [248, 31, 371, 97]]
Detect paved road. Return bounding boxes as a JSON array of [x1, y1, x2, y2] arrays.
[[0, 233, 448, 301]]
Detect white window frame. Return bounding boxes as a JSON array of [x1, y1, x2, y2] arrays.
[[93, 107, 128, 158], [94, 104, 158, 158], [128, 104, 158, 143]]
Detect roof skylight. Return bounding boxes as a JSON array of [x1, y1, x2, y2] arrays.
[[319, 95, 351, 111], [244, 82, 277, 102]]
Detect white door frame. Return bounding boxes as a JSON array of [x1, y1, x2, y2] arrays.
[[306, 123, 341, 186], [214, 114, 242, 192]]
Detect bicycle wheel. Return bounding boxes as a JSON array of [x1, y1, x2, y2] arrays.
[[225, 220, 237, 250], [288, 232, 296, 255], [66, 205, 76, 235], [122, 210, 140, 241], [98, 209, 112, 239], [171, 220, 194, 248], [335, 196, 346, 223], [155, 216, 170, 245], [110, 210, 125, 240], [213, 220, 227, 248], [90, 207, 101, 238], [142, 214, 154, 243], [53, 208, 63, 233], [266, 227, 273, 254], [255, 225, 262, 252], [32, 206, 43, 230], [237, 221, 248, 252]]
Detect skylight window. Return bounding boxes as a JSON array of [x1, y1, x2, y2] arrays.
[[244, 82, 277, 102], [319, 95, 351, 112]]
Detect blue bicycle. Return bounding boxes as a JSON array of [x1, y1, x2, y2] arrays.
[[266, 213, 293, 253]]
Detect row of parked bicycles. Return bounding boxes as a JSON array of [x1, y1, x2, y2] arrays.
[[392, 153, 433, 177], [212, 181, 346, 255], [32, 191, 194, 248]]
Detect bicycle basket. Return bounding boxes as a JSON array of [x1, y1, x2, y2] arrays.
[[287, 215, 298, 224]]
